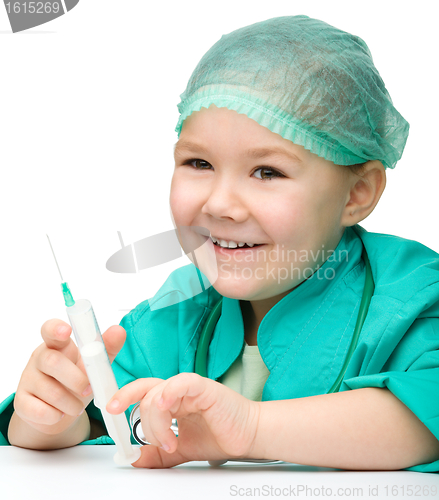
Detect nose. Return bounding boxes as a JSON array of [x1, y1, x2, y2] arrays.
[[201, 176, 249, 222]]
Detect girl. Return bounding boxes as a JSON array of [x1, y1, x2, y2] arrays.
[[4, 15, 439, 472]]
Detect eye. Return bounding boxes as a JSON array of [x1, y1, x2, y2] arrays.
[[184, 159, 285, 180], [253, 167, 285, 181], [186, 159, 213, 170]]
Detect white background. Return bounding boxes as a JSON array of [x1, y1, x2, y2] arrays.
[[0, 1, 438, 402]]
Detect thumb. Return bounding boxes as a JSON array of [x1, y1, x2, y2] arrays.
[[101, 325, 126, 364]]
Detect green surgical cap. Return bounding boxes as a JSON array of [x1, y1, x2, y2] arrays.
[[175, 15, 409, 169]]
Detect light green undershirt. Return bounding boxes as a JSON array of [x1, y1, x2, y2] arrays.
[[218, 343, 270, 401]]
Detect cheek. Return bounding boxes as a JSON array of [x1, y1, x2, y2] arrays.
[[252, 183, 336, 247], [253, 188, 308, 235], [169, 172, 200, 223], [314, 181, 346, 223]]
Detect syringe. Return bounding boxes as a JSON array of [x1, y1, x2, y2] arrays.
[[47, 235, 141, 466]]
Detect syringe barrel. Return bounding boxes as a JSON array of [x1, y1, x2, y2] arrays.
[[66, 299, 111, 409], [66, 299, 104, 351], [66, 299, 141, 466]]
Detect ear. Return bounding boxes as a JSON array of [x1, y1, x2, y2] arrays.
[[341, 160, 387, 227]]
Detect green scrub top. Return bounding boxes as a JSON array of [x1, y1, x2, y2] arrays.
[[1, 224, 439, 473]]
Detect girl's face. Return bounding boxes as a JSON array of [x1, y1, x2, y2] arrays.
[[170, 104, 354, 301]]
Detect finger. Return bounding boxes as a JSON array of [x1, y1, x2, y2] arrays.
[[134, 394, 163, 448], [132, 444, 191, 469], [14, 389, 66, 426], [101, 325, 126, 364], [40, 319, 77, 359], [35, 348, 92, 399], [166, 394, 184, 415], [26, 371, 87, 419], [106, 378, 164, 414], [139, 374, 211, 453], [148, 391, 179, 452], [159, 373, 212, 414]]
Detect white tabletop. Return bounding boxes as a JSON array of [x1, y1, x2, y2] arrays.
[[2, 446, 438, 500]]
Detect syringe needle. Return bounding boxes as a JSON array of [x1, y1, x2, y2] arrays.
[[47, 234, 75, 307], [46, 234, 64, 282]]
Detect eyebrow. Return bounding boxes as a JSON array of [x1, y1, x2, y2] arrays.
[[174, 140, 303, 164]]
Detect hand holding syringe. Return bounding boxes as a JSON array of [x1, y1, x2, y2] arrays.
[[9, 296, 128, 455], [46, 235, 141, 466]]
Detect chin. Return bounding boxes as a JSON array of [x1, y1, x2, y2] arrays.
[[211, 277, 260, 301]]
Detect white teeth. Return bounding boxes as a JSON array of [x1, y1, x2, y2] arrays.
[[210, 236, 259, 248], [219, 239, 238, 248]]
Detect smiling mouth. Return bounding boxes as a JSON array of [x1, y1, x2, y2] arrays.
[[212, 241, 264, 250]]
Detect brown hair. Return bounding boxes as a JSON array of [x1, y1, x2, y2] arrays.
[[347, 162, 367, 177]]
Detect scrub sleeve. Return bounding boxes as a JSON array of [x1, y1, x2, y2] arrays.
[[341, 294, 439, 473]]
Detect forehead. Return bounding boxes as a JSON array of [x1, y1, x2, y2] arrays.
[[174, 139, 305, 166], [174, 105, 308, 163]]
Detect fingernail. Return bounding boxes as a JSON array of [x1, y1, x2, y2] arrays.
[[160, 443, 170, 452], [158, 397, 164, 406], [78, 408, 85, 416], [60, 413, 65, 420], [57, 325, 69, 336], [109, 400, 120, 410], [81, 384, 92, 397]]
